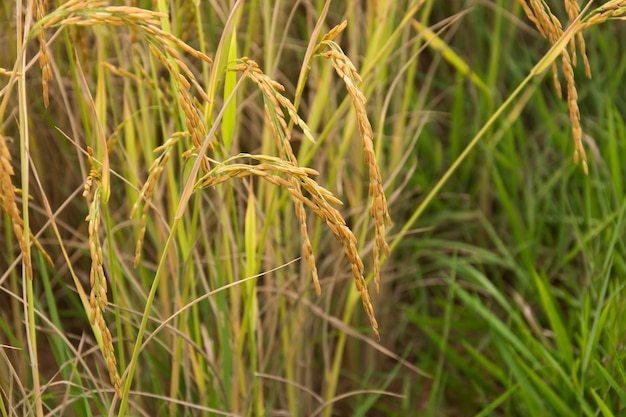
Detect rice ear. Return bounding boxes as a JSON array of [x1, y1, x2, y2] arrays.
[[517, 0, 594, 174]]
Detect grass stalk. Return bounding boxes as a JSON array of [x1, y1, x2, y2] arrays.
[[16, 2, 41, 416]]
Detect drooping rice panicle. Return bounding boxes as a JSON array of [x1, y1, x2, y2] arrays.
[[0, 135, 32, 279], [315, 25, 391, 292], [197, 155, 380, 339], [517, 1, 593, 174], [83, 147, 121, 396]]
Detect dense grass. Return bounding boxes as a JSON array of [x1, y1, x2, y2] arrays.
[[1, 1, 626, 416]]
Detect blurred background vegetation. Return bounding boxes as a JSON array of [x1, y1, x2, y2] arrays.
[[1, 1, 625, 416]]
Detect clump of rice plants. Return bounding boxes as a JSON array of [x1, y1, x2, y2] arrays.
[[1, 1, 626, 416]]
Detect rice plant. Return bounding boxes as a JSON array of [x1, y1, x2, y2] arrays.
[[1, 1, 626, 416]]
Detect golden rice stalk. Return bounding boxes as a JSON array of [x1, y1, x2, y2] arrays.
[[232, 45, 384, 335], [577, 1, 623, 26], [321, 20, 347, 44], [518, 1, 564, 97], [575, 0, 626, 92], [297, 175, 379, 339], [561, 51, 587, 173], [0, 68, 22, 76], [101, 62, 143, 84], [233, 58, 316, 155], [41, 3, 212, 66], [315, 27, 391, 292], [35, 0, 51, 107], [0, 135, 32, 279], [84, 148, 121, 396], [198, 156, 380, 339], [131, 135, 180, 267], [564, 0, 591, 76], [263, 103, 320, 294], [39, 1, 214, 170], [233, 59, 321, 294], [289, 170, 320, 294], [147, 43, 212, 172], [517, 0, 592, 174]]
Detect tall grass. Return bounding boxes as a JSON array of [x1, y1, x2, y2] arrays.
[[1, 1, 626, 416]]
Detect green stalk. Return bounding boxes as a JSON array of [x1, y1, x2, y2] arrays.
[[391, 18, 582, 254], [117, 216, 180, 417], [16, 2, 42, 416]]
